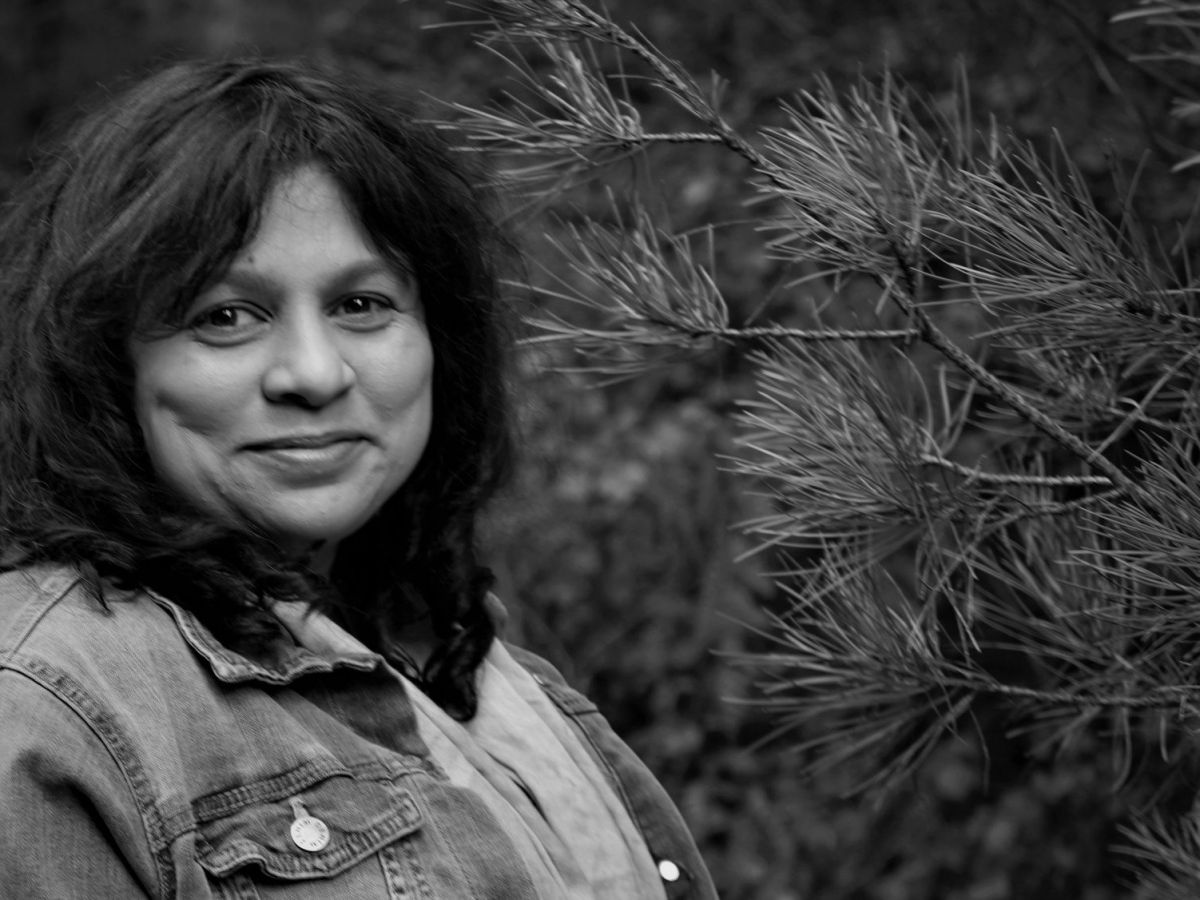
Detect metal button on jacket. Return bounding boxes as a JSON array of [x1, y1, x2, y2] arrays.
[[289, 798, 331, 852]]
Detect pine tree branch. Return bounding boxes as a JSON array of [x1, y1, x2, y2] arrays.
[[466, 0, 799, 191], [884, 250, 1140, 493], [521, 324, 921, 345], [1118, 812, 1200, 898], [995, 488, 1127, 523], [638, 131, 725, 143], [918, 455, 1114, 487], [453, 11, 1200, 876], [502, 0, 772, 170], [755, 662, 1200, 715], [752, 81, 1154, 494], [463, 3, 1172, 509], [694, 325, 920, 341], [945, 677, 1200, 712]]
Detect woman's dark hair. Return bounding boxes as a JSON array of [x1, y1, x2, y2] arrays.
[[0, 58, 513, 719]]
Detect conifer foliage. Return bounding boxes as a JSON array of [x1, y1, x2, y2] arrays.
[[450, 0, 1200, 893]]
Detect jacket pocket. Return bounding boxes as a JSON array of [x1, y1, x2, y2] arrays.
[[194, 768, 423, 895]]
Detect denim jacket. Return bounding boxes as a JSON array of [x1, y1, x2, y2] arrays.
[[0, 566, 716, 899]]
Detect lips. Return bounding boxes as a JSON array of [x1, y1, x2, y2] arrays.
[[245, 431, 367, 451], [242, 432, 369, 479]]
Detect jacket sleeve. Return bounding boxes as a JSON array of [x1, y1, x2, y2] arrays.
[[0, 668, 156, 898]]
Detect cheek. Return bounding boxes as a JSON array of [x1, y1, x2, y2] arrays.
[[365, 338, 435, 455], [132, 347, 248, 452], [384, 358, 433, 416], [131, 351, 258, 519], [364, 328, 434, 412]]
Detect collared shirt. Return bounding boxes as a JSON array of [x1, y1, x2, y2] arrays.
[[0, 566, 716, 899]]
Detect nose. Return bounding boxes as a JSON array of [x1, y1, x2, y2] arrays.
[[261, 309, 355, 408]]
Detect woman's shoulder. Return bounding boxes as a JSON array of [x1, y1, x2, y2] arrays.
[[0, 566, 174, 792], [494, 638, 719, 897], [500, 640, 569, 685], [0, 564, 191, 699]]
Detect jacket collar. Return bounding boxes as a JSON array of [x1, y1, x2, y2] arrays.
[[147, 590, 382, 686]]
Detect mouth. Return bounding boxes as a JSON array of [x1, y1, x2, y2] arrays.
[[241, 432, 370, 480], [245, 431, 367, 451]]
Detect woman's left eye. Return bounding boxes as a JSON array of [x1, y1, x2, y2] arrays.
[[332, 294, 397, 328]]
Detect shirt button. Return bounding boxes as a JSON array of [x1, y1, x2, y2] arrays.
[[658, 859, 682, 882]]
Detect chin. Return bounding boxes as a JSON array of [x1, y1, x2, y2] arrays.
[[261, 514, 374, 556]]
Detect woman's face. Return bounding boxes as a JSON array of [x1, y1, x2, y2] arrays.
[[129, 165, 434, 570]]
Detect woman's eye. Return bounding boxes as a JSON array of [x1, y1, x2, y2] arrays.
[[187, 304, 267, 342], [333, 294, 398, 328]]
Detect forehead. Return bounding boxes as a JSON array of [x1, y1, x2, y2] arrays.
[[232, 166, 373, 263], [220, 166, 415, 293], [261, 166, 355, 225]]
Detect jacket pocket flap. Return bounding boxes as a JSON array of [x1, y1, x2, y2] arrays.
[[196, 774, 422, 880]]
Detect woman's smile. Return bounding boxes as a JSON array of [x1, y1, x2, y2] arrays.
[[243, 433, 371, 480]]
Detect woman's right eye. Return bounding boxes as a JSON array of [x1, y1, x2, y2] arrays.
[[187, 303, 268, 342]]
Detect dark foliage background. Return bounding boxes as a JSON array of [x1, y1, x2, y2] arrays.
[[3, 1, 1193, 897]]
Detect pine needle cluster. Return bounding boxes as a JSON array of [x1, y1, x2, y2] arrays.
[[445, 0, 1200, 891]]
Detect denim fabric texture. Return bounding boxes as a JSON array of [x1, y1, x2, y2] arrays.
[[0, 567, 717, 899]]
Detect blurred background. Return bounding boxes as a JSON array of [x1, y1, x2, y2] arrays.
[[0, 1, 1188, 897]]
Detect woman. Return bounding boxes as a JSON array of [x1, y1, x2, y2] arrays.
[[0, 58, 715, 898]]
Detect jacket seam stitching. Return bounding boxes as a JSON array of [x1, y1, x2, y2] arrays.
[[3, 656, 177, 899]]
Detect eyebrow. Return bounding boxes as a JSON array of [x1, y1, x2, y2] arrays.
[[214, 259, 412, 297]]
